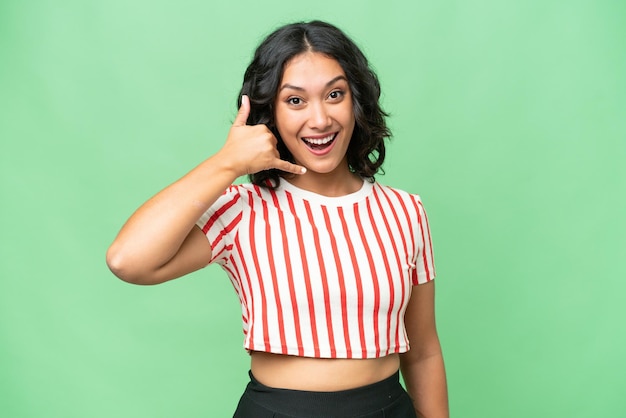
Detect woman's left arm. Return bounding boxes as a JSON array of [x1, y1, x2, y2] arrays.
[[400, 280, 449, 418]]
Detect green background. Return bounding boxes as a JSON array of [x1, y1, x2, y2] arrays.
[[1, 0, 624, 416]]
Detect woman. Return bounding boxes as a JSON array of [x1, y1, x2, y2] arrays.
[[107, 20, 448, 417]]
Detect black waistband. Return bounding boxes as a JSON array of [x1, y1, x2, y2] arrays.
[[243, 370, 406, 416]]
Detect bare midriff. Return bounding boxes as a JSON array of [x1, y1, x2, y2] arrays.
[[250, 351, 400, 391]]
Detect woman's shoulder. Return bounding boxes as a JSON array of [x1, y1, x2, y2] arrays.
[[221, 182, 282, 205], [373, 181, 424, 202], [222, 182, 261, 196]]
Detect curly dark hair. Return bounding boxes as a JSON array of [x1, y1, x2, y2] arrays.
[[237, 20, 391, 187]]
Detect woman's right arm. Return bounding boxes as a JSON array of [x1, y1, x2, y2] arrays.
[[106, 96, 305, 285]]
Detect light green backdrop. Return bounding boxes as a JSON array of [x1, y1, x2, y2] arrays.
[[1, 0, 624, 417]]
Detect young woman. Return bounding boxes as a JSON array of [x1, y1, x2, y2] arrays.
[[107, 20, 448, 418]]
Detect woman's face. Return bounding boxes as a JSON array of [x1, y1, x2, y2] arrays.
[[274, 52, 355, 178]]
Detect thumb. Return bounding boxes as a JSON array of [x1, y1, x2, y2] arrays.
[[233, 95, 250, 127]]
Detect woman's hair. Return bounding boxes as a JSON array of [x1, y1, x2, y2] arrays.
[[238, 20, 391, 187]]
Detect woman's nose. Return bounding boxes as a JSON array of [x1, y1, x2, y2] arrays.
[[307, 102, 332, 129]]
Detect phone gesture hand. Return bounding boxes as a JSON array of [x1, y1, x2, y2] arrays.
[[222, 95, 306, 177]]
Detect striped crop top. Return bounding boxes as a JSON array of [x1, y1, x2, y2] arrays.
[[196, 179, 435, 359]]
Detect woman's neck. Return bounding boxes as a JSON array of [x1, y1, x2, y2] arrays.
[[282, 169, 363, 197]]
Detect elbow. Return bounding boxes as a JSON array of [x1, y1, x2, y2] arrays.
[[106, 245, 153, 285]]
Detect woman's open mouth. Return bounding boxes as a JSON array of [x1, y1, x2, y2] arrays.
[[301, 133, 337, 155]]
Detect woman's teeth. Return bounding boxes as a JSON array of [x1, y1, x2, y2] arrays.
[[302, 133, 336, 146]]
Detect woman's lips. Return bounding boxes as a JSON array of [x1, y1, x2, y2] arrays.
[[301, 133, 337, 155]]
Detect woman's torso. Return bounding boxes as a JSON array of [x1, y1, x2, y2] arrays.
[[197, 181, 433, 359], [250, 351, 400, 391]]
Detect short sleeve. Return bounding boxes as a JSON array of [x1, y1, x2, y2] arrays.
[[195, 185, 244, 265], [411, 195, 436, 285]]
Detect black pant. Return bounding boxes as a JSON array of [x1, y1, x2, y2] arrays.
[[233, 370, 417, 418]]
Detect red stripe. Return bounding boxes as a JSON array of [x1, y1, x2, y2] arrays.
[[373, 186, 406, 353], [354, 202, 381, 357], [323, 206, 352, 357], [286, 192, 320, 357], [210, 213, 242, 259], [396, 192, 419, 285], [388, 189, 414, 343], [262, 190, 287, 353], [368, 189, 396, 355], [222, 263, 245, 312], [247, 189, 271, 352], [210, 244, 233, 264], [418, 199, 435, 277], [338, 207, 367, 357], [228, 253, 249, 321], [234, 235, 255, 347], [389, 189, 414, 252], [410, 195, 432, 283], [271, 189, 304, 356], [304, 200, 336, 357], [202, 190, 241, 234]]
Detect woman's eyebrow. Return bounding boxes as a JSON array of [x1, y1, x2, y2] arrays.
[[279, 75, 348, 92]]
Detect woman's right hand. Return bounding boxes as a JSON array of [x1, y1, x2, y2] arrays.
[[218, 95, 306, 177], [106, 96, 305, 285]]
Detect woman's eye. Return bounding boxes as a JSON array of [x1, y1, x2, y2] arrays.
[[329, 90, 344, 99], [287, 97, 302, 105]]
